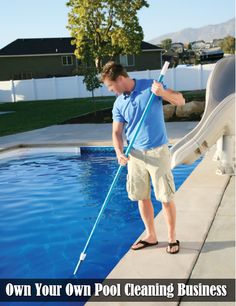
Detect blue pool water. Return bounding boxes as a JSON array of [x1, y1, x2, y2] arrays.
[[0, 147, 201, 304]]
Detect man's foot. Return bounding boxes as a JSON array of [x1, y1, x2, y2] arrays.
[[166, 240, 180, 254], [131, 239, 158, 251]]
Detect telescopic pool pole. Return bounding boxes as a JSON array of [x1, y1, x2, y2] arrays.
[[73, 61, 170, 275]]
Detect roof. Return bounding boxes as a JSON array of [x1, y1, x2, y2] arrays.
[[0, 38, 75, 56], [0, 38, 162, 56], [141, 41, 162, 51]]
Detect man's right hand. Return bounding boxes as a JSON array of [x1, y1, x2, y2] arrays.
[[117, 153, 129, 166]]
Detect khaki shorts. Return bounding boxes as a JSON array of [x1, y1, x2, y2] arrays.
[[126, 144, 175, 202]]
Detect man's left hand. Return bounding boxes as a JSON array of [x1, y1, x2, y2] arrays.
[[151, 80, 165, 97]]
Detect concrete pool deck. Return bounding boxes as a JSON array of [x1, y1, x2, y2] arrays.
[[0, 122, 234, 305], [0, 122, 198, 151]]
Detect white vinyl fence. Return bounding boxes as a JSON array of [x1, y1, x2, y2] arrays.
[[0, 64, 215, 103]]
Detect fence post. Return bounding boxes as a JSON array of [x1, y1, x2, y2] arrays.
[[11, 80, 16, 102], [32, 78, 37, 100], [198, 64, 203, 90], [52, 77, 57, 99], [171, 67, 176, 90], [75, 75, 80, 98]]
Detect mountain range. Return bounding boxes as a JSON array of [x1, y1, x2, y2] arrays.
[[149, 18, 235, 45]]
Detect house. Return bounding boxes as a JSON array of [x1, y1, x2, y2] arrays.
[[0, 38, 163, 81]]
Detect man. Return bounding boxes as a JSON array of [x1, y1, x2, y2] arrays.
[[101, 61, 185, 254]]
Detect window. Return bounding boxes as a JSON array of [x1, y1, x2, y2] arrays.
[[119, 54, 135, 67], [61, 56, 73, 66]]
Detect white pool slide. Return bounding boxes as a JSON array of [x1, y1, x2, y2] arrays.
[[171, 56, 235, 174]]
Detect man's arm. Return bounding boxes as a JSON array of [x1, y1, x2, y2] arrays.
[[112, 121, 129, 165], [151, 81, 185, 106]]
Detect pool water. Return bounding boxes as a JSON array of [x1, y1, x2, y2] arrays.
[[0, 147, 201, 281]]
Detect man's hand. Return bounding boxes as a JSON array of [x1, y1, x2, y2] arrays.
[[151, 80, 165, 97], [117, 153, 129, 166], [151, 80, 185, 106]]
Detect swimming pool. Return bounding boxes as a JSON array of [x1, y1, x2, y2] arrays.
[[0, 147, 201, 280]]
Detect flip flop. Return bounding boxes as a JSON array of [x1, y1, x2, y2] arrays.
[[166, 240, 180, 254], [131, 239, 158, 251]]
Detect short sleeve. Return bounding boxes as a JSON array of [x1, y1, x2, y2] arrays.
[[112, 103, 126, 123]]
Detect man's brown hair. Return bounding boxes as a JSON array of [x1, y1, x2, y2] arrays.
[[101, 61, 128, 82]]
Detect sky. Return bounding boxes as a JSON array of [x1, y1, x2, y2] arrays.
[[0, 0, 235, 49]]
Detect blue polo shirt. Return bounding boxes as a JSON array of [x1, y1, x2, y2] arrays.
[[112, 79, 168, 150]]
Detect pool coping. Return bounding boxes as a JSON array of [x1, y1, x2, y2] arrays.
[[0, 142, 112, 153]]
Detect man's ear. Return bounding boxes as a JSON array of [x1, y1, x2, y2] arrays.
[[116, 75, 124, 82]]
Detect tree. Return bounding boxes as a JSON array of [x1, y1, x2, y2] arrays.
[[219, 36, 235, 54], [83, 68, 101, 113], [161, 38, 172, 51], [66, 0, 149, 72]]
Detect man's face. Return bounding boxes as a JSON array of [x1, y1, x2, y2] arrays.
[[103, 76, 125, 96]]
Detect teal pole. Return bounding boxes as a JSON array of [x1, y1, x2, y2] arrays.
[[73, 61, 170, 275]]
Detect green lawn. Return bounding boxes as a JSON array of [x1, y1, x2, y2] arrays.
[[0, 90, 205, 137], [0, 96, 115, 137]]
